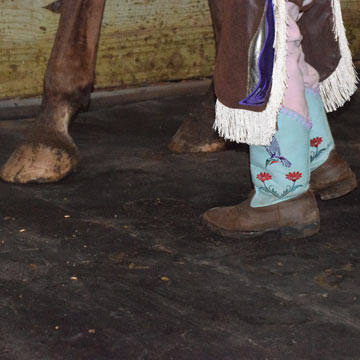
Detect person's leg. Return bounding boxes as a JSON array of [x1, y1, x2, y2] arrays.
[[296, 18, 357, 199], [249, 2, 312, 209], [282, 3, 310, 122], [305, 82, 357, 199], [203, 2, 319, 239]]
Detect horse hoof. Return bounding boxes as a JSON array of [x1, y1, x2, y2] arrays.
[[0, 142, 79, 184], [168, 134, 226, 153], [168, 116, 226, 153]]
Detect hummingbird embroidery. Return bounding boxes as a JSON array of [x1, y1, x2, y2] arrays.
[[265, 136, 292, 168]]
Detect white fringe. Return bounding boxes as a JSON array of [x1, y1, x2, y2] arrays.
[[319, 0, 358, 112], [213, 0, 288, 146]]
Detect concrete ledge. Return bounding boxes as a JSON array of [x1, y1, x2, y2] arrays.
[[0, 78, 211, 121]]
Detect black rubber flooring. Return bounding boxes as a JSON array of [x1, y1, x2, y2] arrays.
[[0, 88, 359, 359]]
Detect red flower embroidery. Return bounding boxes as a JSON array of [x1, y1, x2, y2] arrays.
[[257, 172, 272, 182], [286, 172, 302, 182], [310, 137, 323, 148]]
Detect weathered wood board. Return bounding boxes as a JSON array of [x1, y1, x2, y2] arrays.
[[0, 0, 359, 100], [0, 0, 215, 99], [341, 0, 360, 61]]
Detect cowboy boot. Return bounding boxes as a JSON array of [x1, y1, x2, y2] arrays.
[[306, 88, 357, 200], [203, 109, 320, 239]]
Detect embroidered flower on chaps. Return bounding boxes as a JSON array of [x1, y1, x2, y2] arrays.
[[310, 136, 331, 163], [257, 172, 272, 182], [310, 137, 322, 148], [257, 171, 304, 199], [286, 171, 302, 182]]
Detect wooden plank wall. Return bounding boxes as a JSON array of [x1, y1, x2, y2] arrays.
[[341, 0, 360, 62], [0, 0, 359, 100]]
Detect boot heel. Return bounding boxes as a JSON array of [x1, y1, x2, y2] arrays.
[[318, 173, 357, 200], [280, 221, 320, 240]]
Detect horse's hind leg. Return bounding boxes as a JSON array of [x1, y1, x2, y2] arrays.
[[0, 0, 105, 183], [168, 0, 226, 154]]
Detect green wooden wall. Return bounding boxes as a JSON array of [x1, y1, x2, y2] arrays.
[[0, 0, 359, 100]]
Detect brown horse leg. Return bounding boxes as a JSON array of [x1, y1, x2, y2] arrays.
[[168, 81, 226, 153], [0, 0, 105, 183], [168, 0, 226, 154]]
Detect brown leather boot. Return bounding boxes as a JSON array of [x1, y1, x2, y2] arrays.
[[202, 190, 320, 239], [310, 150, 357, 200]]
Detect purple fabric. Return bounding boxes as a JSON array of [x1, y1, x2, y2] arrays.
[[239, 0, 275, 106], [305, 87, 320, 97]]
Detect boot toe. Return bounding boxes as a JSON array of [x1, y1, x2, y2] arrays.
[[202, 206, 234, 230]]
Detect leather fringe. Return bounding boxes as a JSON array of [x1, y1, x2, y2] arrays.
[[213, 0, 287, 146], [319, 0, 358, 113], [214, 0, 358, 145]]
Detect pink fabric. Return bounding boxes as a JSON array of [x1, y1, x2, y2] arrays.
[[282, 2, 320, 121]]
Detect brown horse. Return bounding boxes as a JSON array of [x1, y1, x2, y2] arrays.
[[0, 0, 224, 184]]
